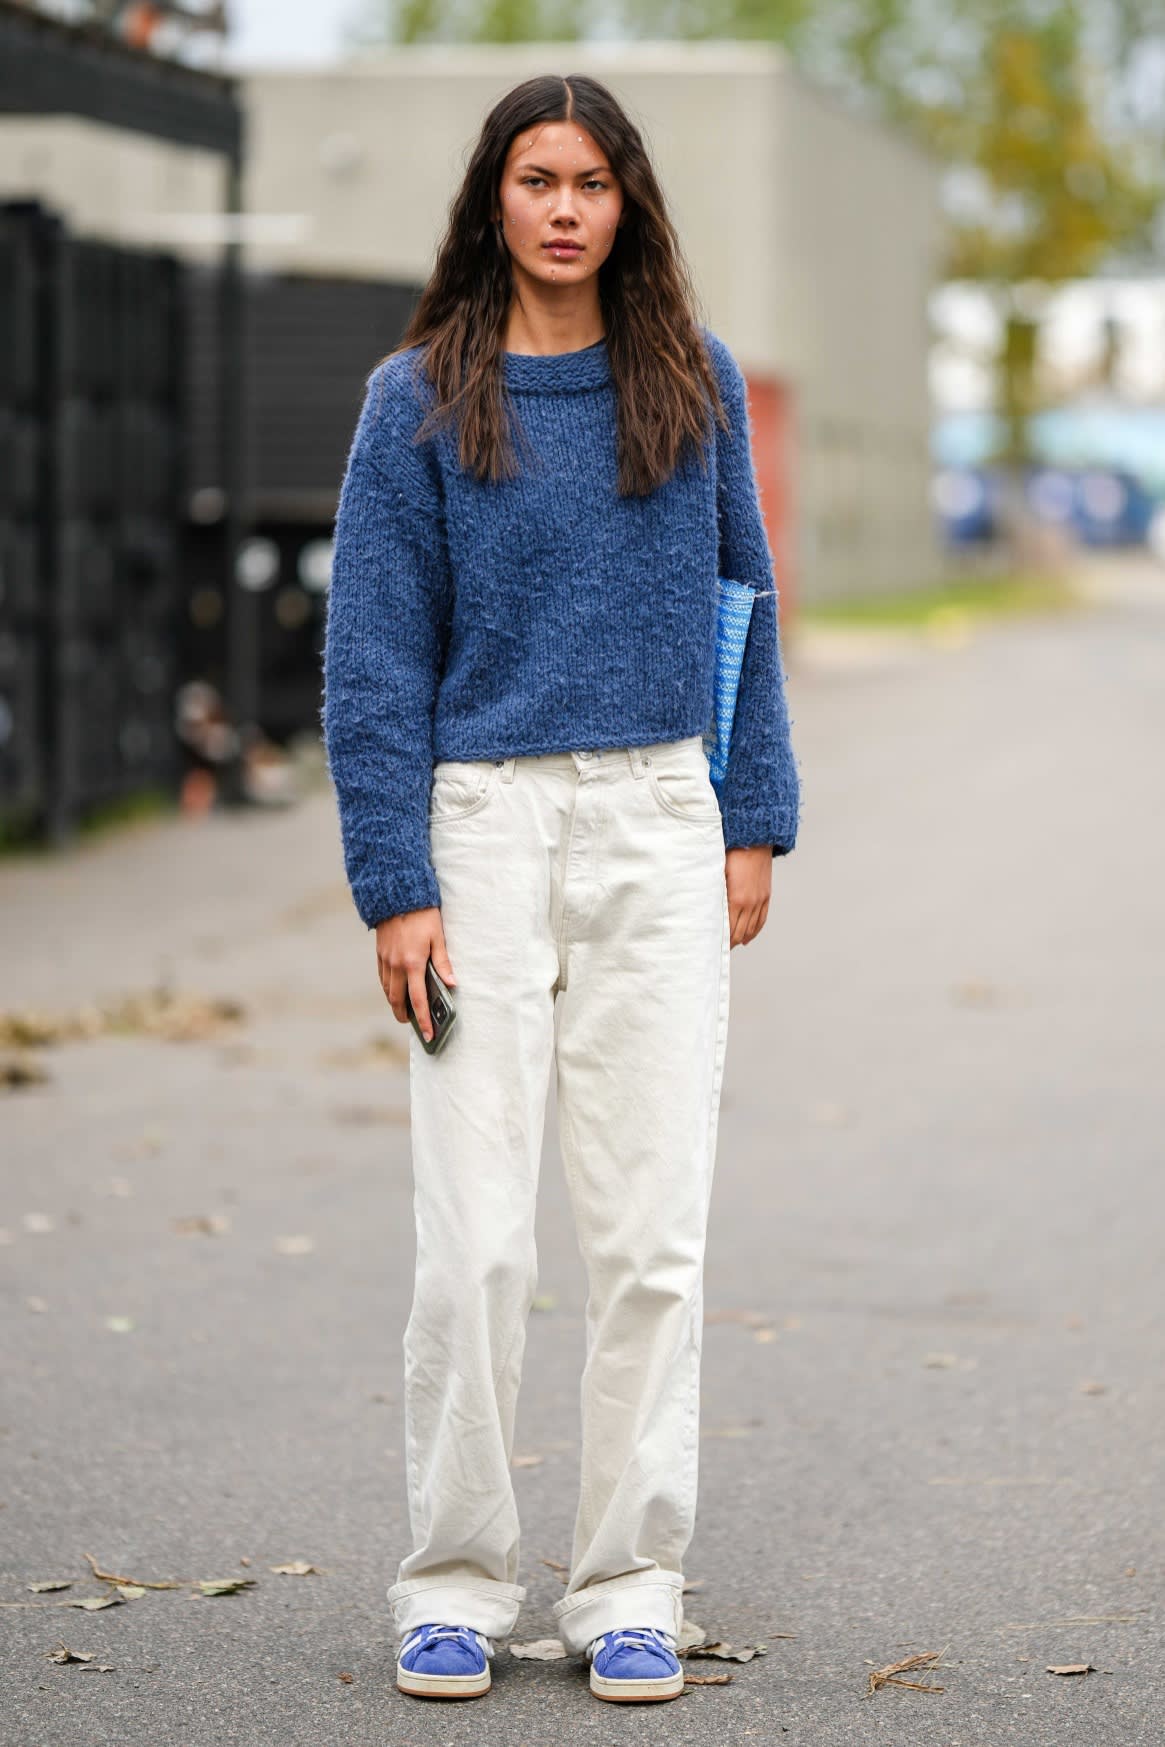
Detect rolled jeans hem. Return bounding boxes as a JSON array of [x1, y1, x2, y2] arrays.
[[551, 1568, 685, 1655], [386, 1576, 527, 1644]]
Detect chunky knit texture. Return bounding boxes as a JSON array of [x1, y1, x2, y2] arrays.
[[322, 325, 801, 930]]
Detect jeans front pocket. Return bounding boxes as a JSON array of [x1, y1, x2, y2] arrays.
[[645, 742, 723, 827], [429, 759, 499, 824]]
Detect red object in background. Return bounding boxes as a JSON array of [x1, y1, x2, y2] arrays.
[[123, 4, 164, 49], [741, 370, 796, 632]]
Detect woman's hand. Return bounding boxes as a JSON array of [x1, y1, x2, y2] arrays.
[[375, 907, 457, 1042], [725, 846, 773, 947]]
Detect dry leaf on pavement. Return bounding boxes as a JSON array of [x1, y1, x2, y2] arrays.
[[866, 1648, 947, 1695], [685, 1641, 767, 1662]]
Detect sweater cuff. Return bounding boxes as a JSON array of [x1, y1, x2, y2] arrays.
[[721, 806, 799, 857], [352, 859, 443, 932]]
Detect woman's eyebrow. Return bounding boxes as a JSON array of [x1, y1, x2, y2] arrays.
[[516, 162, 610, 177]]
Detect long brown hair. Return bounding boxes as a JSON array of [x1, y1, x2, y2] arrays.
[[381, 73, 729, 497]]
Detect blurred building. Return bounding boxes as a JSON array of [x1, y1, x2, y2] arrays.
[[0, 40, 945, 609]]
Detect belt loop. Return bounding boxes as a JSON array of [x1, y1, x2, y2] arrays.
[[498, 756, 516, 783], [629, 742, 649, 781]]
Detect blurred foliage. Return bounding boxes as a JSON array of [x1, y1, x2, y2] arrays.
[[349, 0, 1164, 460], [800, 569, 1080, 628]]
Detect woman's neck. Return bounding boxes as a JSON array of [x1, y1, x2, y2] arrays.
[[501, 304, 606, 357]]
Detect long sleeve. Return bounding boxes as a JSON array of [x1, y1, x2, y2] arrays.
[[705, 332, 801, 856], [321, 361, 452, 929]]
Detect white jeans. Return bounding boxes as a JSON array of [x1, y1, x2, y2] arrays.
[[385, 734, 731, 1655]]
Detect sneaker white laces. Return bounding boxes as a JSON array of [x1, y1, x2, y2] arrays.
[[402, 1623, 492, 1658], [589, 1625, 677, 1662]]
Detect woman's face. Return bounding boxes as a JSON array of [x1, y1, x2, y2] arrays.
[[495, 119, 625, 290]]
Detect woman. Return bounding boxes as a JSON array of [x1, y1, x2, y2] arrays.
[[322, 71, 800, 1705]]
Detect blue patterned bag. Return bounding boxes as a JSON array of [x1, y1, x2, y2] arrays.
[[702, 577, 775, 787]]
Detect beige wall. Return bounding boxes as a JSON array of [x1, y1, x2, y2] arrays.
[[0, 116, 224, 257]]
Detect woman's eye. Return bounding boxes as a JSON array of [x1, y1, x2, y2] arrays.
[[522, 177, 608, 192]]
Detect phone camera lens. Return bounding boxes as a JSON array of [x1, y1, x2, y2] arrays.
[[432, 1000, 446, 1021]]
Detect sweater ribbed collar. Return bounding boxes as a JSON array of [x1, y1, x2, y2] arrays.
[[501, 337, 611, 394]]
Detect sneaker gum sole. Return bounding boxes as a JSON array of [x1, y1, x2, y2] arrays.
[[589, 1666, 685, 1702], [397, 1664, 491, 1699]]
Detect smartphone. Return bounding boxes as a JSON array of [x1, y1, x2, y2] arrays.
[[405, 958, 458, 1055]]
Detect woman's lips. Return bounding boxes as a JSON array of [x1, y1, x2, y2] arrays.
[[544, 242, 583, 255]]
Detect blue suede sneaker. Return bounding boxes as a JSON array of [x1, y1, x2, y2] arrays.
[[586, 1625, 684, 1702], [396, 1621, 493, 1699]]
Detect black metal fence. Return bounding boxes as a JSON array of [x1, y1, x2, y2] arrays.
[[0, 199, 421, 838], [0, 199, 184, 838]]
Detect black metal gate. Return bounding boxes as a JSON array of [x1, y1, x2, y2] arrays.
[[0, 200, 184, 838]]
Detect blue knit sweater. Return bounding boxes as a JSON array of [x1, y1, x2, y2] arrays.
[[322, 325, 801, 930]]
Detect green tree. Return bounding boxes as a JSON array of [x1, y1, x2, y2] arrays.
[[783, 1, 1162, 463]]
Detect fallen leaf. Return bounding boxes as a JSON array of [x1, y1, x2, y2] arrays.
[[273, 1235, 315, 1256], [1079, 1380, 1106, 1395], [270, 1561, 317, 1576], [46, 1643, 94, 1664], [29, 1581, 72, 1593], [951, 978, 1004, 1007], [1, 990, 244, 1047], [540, 1557, 569, 1574], [866, 1647, 947, 1695], [1047, 1663, 1095, 1676], [1002, 1614, 1146, 1629], [684, 1671, 733, 1685], [173, 1214, 231, 1237], [1, 1055, 50, 1090], [115, 1585, 146, 1600], [104, 1316, 135, 1335], [508, 1638, 565, 1659], [83, 1553, 182, 1591], [753, 1328, 778, 1343], [512, 1454, 543, 1468], [319, 1034, 409, 1070], [197, 1578, 256, 1597], [531, 1293, 557, 1312], [337, 1670, 354, 1683], [681, 1577, 704, 1592], [685, 1641, 767, 1663], [923, 1352, 959, 1368], [68, 1596, 123, 1612]]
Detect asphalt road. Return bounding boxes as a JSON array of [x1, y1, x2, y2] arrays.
[[2, 556, 1162, 1745]]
